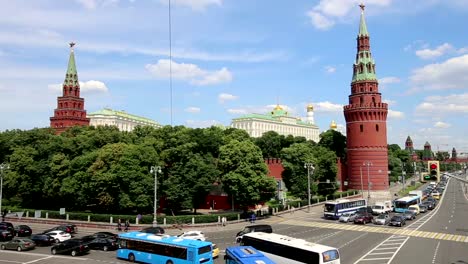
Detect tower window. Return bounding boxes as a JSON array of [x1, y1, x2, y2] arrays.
[[372, 97, 376, 103], [360, 124, 363, 132], [376, 124, 379, 132], [360, 97, 364, 104]]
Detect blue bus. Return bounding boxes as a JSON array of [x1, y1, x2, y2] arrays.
[[225, 246, 276, 264], [117, 231, 213, 264], [394, 196, 421, 213]]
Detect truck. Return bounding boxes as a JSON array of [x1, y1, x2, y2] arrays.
[[371, 201, 393, 215], [409, 190, 423, 200]]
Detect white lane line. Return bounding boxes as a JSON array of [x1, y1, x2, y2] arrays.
[[432, 242, 441, 263], [24, 256, 54, 264], [373, 247, 399, 250], [360, 257, 391, 261], [368, 252, 395, 255], [338, 232, 368, 249], [381, 243, 404, 246], [0, 260, 22, 264], [387, 236, 410, 264]]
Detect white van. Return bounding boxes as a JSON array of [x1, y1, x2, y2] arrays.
[[371, 201, 393, 215]]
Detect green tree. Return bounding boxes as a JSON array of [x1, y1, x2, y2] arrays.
[[254, 131, 284, 158], [318, 130, 347, 158], [218, 140, 276, 207]]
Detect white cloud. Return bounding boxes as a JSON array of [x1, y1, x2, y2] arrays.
[[185, 107, 201, 113], [434, 121, 451, 128], [314, 101, 343, 113], [76, 0, 97, 9], [415, 43, 453, 59], [325, 66, 336, 73], [48, 80, 109, 93], [227, 108, 248, 115], [163, 0, 222, 11], [415, 93, 468, 115], [145, 59, 232, 86], [218, 93, 238, 103], [306, 0, 392, 30], [379, 77, 401, 84], [383, 99, 396, 106], [410, 54, 468, 91], [388, 109, 405, 119]]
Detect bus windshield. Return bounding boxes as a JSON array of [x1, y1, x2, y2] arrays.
[[225, 246, 275, 264], [240, 232, 340, 264], [116, 232, 213, 264], [324, 204, 335, 212]]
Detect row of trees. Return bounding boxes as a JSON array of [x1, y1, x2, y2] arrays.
[[0, 126, 342, 214]]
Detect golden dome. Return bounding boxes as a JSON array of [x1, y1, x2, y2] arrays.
[[306, 104, 314, 111], [330, 120, 337, 129], [273, 104, 283, 111]]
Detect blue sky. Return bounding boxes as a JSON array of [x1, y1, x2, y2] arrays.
[[1, 0, 467, 153]]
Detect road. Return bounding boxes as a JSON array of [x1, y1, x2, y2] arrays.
[[1, 174, 467, 264]]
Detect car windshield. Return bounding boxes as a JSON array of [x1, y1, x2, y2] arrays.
[[341, 213, 351, 217], [377, 215, 386, 219], [391, 216, 401, 221]]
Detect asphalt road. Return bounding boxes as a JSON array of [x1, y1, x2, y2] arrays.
[[1, 174, 467, 264]]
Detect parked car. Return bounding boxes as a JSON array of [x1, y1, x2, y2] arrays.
[[43, 225, 74, 235], [0, 226, 13, 241], [339, 212, 358, 223], [45, 231, 71, 243], [373, 214, 390, 225], [389, 215, 406, 227], [402, 210, 416, 220], [353, 213, 374, 225], [0, 238, 36, 251], [178, 231, 206, 241], [212, 243, 219, 259], [140, 226, 165, 235], [51, 239, 90, 257], [81, 236, 118, 251], [30, 234, 55, 246], [0, 222, 15, 236], [14, 225, 32, 237]]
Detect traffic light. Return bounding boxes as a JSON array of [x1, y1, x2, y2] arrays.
[[427, 161, 440, 182]]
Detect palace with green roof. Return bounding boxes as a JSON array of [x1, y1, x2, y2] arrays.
[[87, 108, 161, 132], [230, 104, 320, 142]]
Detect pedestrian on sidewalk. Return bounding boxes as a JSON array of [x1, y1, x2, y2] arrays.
[[117, 219, 122, 231], [124, 219, 130, 232], [221, 216, 227, 226]]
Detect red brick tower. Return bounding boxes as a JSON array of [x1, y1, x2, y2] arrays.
[[50, 43, 90, 134], [343, 5, 389, 196]]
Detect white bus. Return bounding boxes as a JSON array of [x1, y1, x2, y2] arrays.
[[240, 232, 340, 264], [323, 198, 367, 219]]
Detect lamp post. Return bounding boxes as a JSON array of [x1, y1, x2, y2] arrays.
[[304, 163, 315, 212], [150, 165, 162, 227], [0, 162, 10, 215], [360, 165, 364, 198], [363, 161, 372, 202]]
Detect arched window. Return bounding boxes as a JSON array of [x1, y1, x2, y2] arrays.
[[360, 124, 364, 132], [372, 97, 376, 103], [360, 97, 364, 104], [376, 124, 379, 132]]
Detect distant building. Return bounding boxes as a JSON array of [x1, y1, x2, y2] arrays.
[[422, 141, 433, 161], [87, 108, 161, 132], [230, 104, 320, 142], [404, 136, 419, 161], [50, 43, 90, 134]]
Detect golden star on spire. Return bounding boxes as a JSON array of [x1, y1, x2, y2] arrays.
[[359, 3, 365, 12]]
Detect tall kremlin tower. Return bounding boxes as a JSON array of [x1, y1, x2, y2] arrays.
[[50, 43, 90, 134], [343, 5, 389, 199]]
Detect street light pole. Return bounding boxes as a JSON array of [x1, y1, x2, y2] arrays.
[[150, 165, 162, 227], [0, 163, 10, 215], [360, 165, 364, 198], [304, 163, 315, 212], [363, 161, 372, 202]]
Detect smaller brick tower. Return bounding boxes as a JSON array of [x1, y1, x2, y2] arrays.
[[405, 136, 414, 152], [50, 43, 90, 134], [422, 142, 433, 161], [451, 147, 457, 161]]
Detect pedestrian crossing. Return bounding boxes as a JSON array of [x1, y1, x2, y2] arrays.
[[282, 219, 468, 243]]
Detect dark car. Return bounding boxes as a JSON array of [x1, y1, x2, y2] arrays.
[[353, 213, 374, 224], [356, 206, 374, 215], [31, 234, 55, 246], [235, 225, 273, 243], [421, 201, 435, 210], [419, 205, 428, 213], [389, 215, 406, 227], [43, 225, 74, 235], [0, 222, 15, 236], [0, 238, 36, 251], [91, 232, 118, 240], [140, 226, 165, 235], [81, 237, 118, 251], [0, 226, 14, 241], [403, 210, 416, 220], [14, 225, 32, 237], [51, 239, 90, 257]]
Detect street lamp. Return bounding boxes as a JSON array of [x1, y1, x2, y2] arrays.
[[304, 163, 315, 212], [150, 165, 162, 227], [363, 161, 373, 202], [360, 165, 364, 198], [0, 162, 10, 215]]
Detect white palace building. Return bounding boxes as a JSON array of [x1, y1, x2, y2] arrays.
[[87, 108, 161, 132], [230, 104, 320, 142]]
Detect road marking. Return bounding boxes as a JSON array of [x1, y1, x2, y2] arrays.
[[24, 256, 54, 264], [432, 241, 441, 263]]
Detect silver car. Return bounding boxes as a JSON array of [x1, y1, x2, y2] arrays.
[[339, 212, 357, 222], [373, 214, 390, 225]]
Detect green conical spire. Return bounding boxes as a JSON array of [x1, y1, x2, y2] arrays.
[[358, 3, 369, 36], [63, 42, 80, 94]]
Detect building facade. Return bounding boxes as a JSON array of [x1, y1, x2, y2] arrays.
[[230, 104, 320, 142], [50, 43, 90, 134], [87, 108, 161, 132], [343, 5, 389, 195]]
